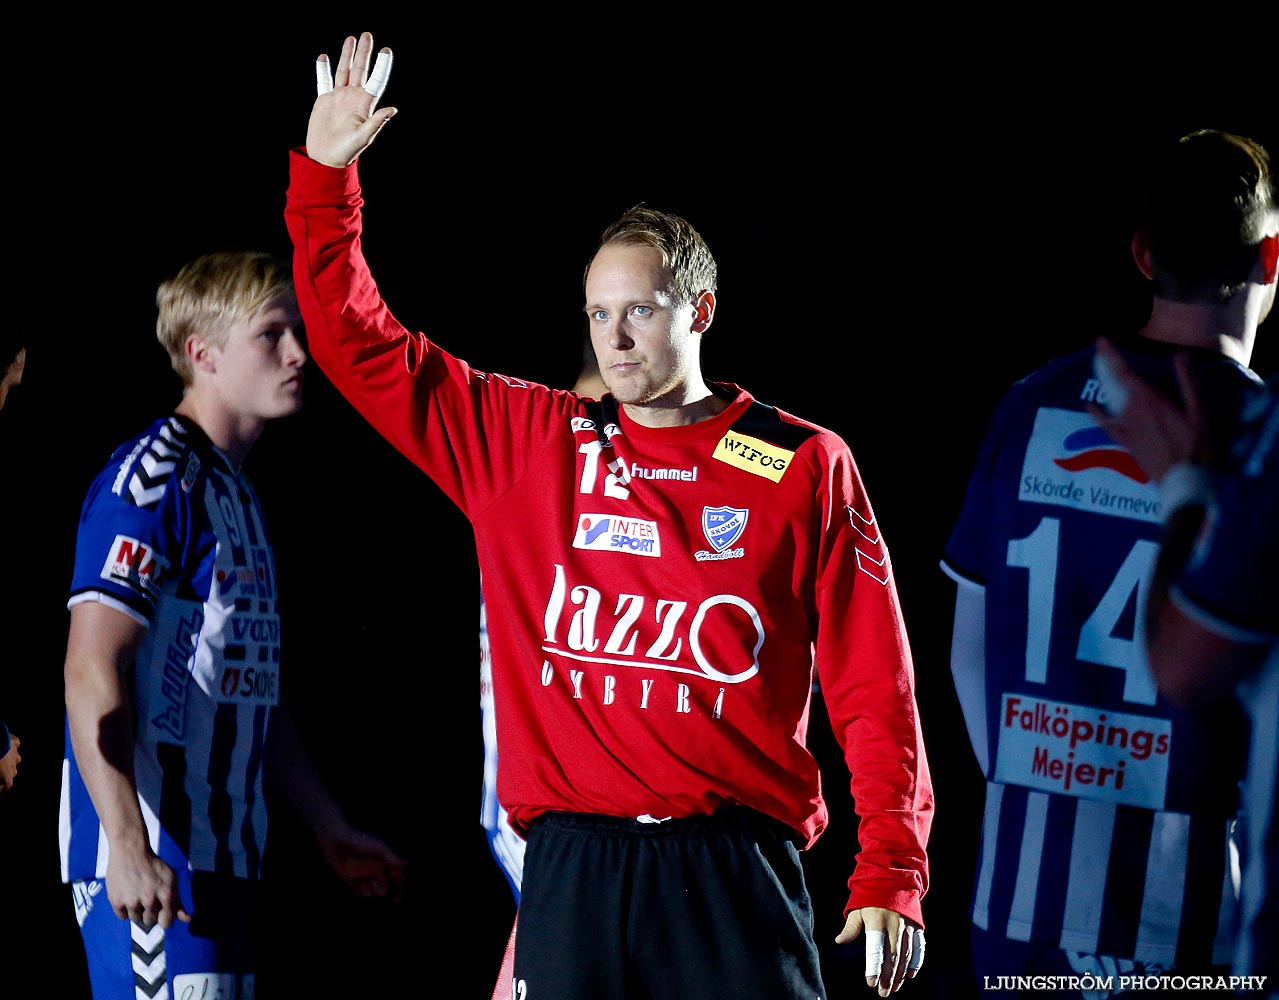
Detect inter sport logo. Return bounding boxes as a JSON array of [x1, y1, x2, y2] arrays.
[[573, 514, 662, 557]]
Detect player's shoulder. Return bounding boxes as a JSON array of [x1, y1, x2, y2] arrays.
[[732, 387, 842, 455], [88, 415, 211, 515], [1233, 384, 1279, 478], [1003, 343, 1100, 405], [695, 384, 844, 489], [972, 342, 1121, 449]]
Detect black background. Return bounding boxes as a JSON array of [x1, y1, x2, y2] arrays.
[[0, 19, 1275, 999]]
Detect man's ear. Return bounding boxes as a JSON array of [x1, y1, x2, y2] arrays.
[[186, 335, 216, 375], [692, 290, 716, 333], [1131, 229, 1155, 281], [1259, 233, 1279, 285]]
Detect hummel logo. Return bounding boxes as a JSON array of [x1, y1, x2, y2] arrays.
[[855, 549, 889, 585], [846, 504, 880, 544]]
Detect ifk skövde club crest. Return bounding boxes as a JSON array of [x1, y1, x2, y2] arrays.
[[702, 506, 748, 552]]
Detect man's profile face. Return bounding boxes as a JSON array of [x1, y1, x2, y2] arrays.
[[584, 243, 699, 410], [204, 300, 307, 422], [0, 348, 25, 413]]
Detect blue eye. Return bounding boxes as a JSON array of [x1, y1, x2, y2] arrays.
[[632, 305, 652, 318]]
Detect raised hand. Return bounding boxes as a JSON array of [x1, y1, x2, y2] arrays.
[[1086, 338, 1208, 483], [306, 32, 397, 168]]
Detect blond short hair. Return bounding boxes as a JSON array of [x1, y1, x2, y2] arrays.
[[591, 205, 718, 307], [156, 251, 294, 385]]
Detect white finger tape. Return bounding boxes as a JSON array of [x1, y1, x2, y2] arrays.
[[864, 929, 886, 979], [908, 929, 926, 970], [316, 58, 334, 96], [363, 50, 393, 98]]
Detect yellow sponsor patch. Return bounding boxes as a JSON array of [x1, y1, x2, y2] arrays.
[[713, 431, 793, 482]]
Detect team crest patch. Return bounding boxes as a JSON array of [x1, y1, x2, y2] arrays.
[[702, 506, 748, 550], [695, 506, 748, 561]]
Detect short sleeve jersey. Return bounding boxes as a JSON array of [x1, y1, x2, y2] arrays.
[[59, 415, 281, 882], [942, 339, 1262, 966]]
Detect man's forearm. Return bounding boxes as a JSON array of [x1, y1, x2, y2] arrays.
[[1145, 503, 1264, 705], [1146, 503, 1205, 652], [65, 661, 151, 855], [266, 702, 347, 840]]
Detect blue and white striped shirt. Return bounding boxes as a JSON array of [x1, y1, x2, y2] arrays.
[[60, 415, 280, 882], [942, 342, 1261, 967]]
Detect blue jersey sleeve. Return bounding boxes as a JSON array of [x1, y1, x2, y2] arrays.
[[68, 432, 185, 624]]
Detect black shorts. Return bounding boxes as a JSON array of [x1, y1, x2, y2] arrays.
[[513, 807, 827, 999]]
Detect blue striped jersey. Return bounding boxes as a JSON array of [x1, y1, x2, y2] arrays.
[[60, 415, 280, 882], [941, 340, 1264, 967]]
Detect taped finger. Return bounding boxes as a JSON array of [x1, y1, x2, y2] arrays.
[[316, 57, 334, 96], [863, 928, 886, 980], [363, 49, 393, 98], [908, 929, 926, 971]]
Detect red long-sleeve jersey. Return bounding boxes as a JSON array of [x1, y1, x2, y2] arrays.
[[284, 150, 932, 922]]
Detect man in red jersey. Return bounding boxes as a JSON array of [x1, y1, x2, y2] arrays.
[[289, 32, 933, 998]]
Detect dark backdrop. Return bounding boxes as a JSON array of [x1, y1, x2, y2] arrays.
[[0, 20, 1274, 999]]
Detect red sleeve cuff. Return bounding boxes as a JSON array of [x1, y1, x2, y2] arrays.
[[288, 148, 361, 199], [844, 887, 925, 928]]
